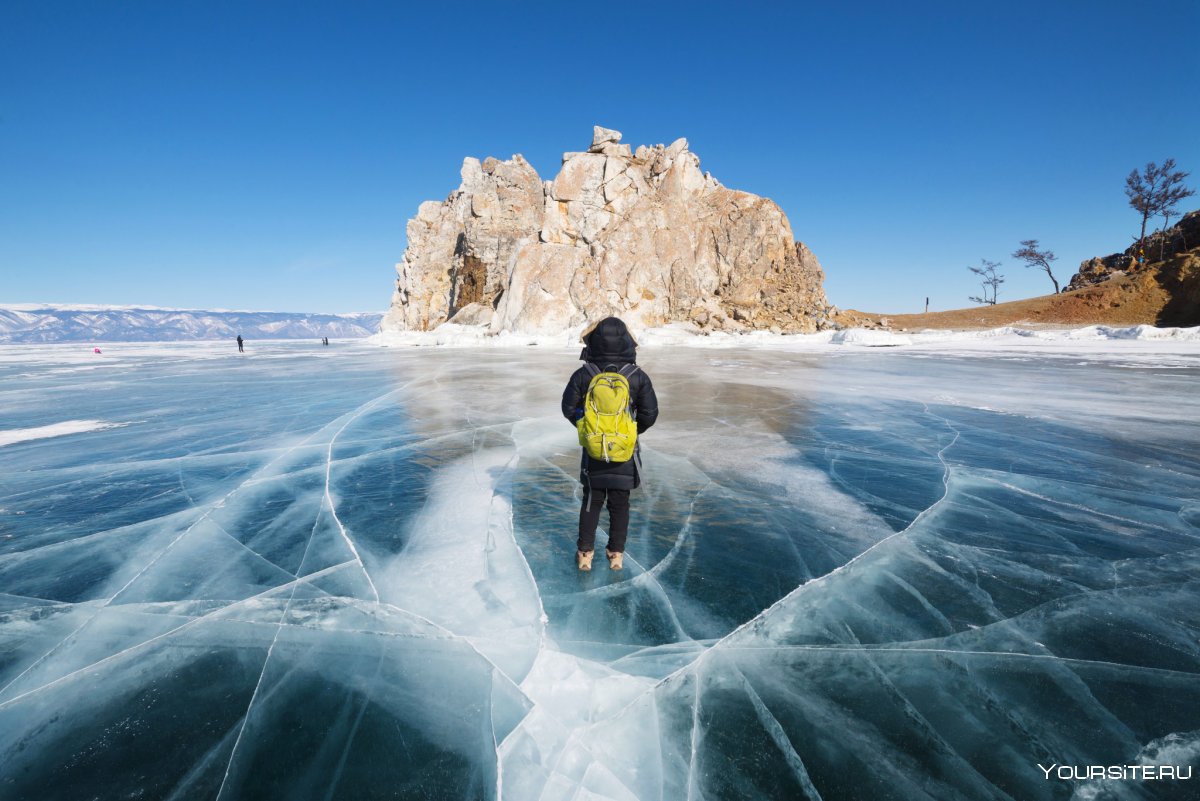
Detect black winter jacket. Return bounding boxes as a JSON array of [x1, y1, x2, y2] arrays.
[[561, 317, 658, 491]]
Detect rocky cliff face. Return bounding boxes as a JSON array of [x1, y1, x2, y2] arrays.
[[1065, 209, 1200, 291], [381, 127, 830, 335]]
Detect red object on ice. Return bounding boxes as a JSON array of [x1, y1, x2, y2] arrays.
[[93, 347, 102, 354]]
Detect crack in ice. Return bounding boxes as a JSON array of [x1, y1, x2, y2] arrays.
[[736, 667, 824, 801], [0, 560, 360, 710], [699, 404, 961, 657]]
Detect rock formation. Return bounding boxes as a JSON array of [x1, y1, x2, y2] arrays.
[[381, 126, 831, 335], [1065, 209, 1200, 291]]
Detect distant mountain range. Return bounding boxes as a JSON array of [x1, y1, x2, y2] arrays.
[[0, 304, 384, 343]]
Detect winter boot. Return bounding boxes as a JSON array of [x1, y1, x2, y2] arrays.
[[576, 550, 594, 571], [606, 550, 623, 570]]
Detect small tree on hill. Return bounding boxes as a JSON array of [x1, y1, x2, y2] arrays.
[[1012, 240, 1059, 294], [968, 259, 1004, 306], [1157, 164, 1196, 260], [1125, 159, 1195, 260]]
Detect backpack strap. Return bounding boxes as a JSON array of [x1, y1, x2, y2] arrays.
[[582, 362, 637, 406], [618, 364, 641, 401], [581, 451, 594, 511]]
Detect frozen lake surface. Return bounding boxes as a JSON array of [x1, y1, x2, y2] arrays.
[[2, 340, 1198, 800]]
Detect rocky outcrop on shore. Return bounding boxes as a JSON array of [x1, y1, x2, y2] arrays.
[[848, 208, 1200, 330], [1065, 210, 1199, 291], [381, 126, 831, 335]]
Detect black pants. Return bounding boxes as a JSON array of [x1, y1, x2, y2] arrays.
[[577, 488, 630, 553]]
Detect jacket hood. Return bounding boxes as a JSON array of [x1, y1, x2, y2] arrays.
[[580, 316, 637, 363]]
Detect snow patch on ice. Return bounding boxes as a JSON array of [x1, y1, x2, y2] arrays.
[[1069, 730, 1200, 800], [0, 420, 128, 447], [831, 329, 913, 346]]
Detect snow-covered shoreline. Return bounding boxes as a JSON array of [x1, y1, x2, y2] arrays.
[[367, 322, 1200, 358], [1, 324, 1196, 368]]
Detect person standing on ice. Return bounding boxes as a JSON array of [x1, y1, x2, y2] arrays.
[[236, 334, 244, 353], [561, 317, 658, 571]]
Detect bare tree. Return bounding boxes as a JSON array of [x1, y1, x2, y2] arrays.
[[1125, 159, 1195, 260], [1012, 240, 1059, 294], [1126, 162, 1163, 251], [1157, 164, 1196, 260], [968, 259, 1004, 305]]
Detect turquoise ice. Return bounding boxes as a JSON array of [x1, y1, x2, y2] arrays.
[[1, 341, 1198, 800]]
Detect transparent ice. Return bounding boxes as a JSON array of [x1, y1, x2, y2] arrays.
[[1, 341, 1198, 800]]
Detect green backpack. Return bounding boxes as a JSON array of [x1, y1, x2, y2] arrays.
[[577, 363, 639, 462]]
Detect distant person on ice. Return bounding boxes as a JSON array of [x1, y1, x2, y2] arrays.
[[236, 335, 244, 353], [561, 317, 658, 571]]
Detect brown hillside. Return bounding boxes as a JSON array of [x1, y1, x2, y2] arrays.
[[839, 249, 1200, 331]]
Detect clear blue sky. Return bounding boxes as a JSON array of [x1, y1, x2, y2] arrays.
[[2, 0, 1197, 314]]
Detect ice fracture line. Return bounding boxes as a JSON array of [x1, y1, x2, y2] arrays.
[[581, 404, 964, 730], [707, 404, 960, 654], [0, 393, 398, 702], [216, 440, 350, 801], [0, 560, 358, 710]]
